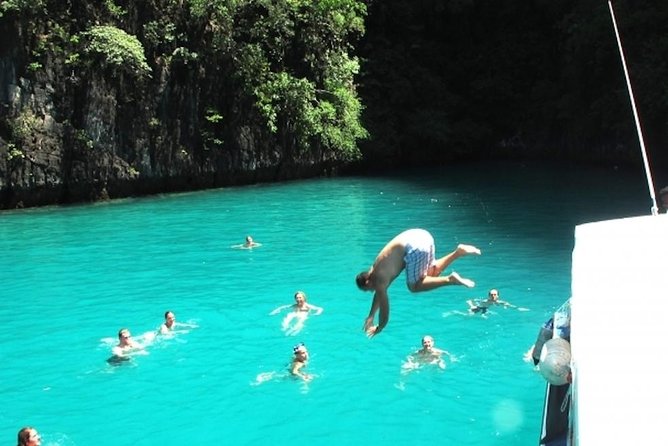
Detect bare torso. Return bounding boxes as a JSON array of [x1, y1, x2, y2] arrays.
[[368, 232, 410, 289]]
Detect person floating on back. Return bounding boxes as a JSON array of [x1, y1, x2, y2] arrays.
[[356, 228, 480, 337]]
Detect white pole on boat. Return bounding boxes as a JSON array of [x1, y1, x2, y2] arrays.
[[607, 1, 659, 215]]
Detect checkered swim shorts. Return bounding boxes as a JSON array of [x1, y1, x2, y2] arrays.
[[403, 229, 435, 285]]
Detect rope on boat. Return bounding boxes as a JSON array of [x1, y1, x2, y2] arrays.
[[608, 1, 659, 216]]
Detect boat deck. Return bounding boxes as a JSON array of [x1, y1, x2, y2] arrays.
[[570, 214, 668, 445]]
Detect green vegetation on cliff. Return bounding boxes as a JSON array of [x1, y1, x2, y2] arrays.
[[0, 0, 369, 208], [1, 0, 668, 210]]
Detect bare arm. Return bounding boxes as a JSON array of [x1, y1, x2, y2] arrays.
[[364, 289, 389, 337], [309, 304, 324, 315], [290, 361, 311, 381], [269, 304, 292, 315]]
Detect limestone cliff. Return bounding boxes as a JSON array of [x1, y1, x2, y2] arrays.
[[0, 1, 367, 209]]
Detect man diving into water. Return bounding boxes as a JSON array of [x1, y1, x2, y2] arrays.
[[356, 228, 480, 337]]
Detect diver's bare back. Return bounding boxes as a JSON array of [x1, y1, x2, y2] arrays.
[[369, 233, 409, 286]]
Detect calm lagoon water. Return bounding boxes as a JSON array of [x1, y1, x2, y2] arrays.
[[0, 162, 649, 445]]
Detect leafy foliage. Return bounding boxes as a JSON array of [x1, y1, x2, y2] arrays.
[[0, 0, 45, 17], [230, 0, 368, 158], [82, 25, 151, 77]]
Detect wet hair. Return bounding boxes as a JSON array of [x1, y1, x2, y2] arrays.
[[164, 311, 173, 318], [293, 342, 306, 353], [355, 271, 370, 290], [294, 291, 306, 299], [17, 427, 35, 446], [118, 328, 130, 338]]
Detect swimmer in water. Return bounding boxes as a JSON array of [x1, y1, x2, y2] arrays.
[[467, 289, 517, 315], [402, 335, 451, 372], [159, 311, 176, 334], [290, 343, 312, 381], [252, 343, 314, 385], [109, 328, 146, 362], [157, 310, 197, 335], [270, 291, 324, 335], [414, 335, 451, 365], [17, 427, 41, 446], [270, 291, 324, 316], [231, 235, 262, 249], [243, 236, 261, 248]]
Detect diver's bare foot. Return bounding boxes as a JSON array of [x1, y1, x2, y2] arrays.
[[449, 271, 475, 288], [457, 244, 481, 256]]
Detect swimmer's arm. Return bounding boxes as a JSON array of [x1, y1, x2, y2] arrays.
[[498, 300, 515, 308], [112, 346, 124, 357], [130, 344, 147, 353], [112, 344, 145, 357], [310, 304, 324, 315], [175, 321, 198, 329], [270, 304, 291, 315], [290, 362, 310, 381]]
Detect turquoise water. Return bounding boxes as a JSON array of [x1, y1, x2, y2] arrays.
[[0, 162, 649, 445]]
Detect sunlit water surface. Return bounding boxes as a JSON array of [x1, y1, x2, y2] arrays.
[[0, 162, 649, 445]]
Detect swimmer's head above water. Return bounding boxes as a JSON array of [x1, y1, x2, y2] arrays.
[[293, 343, 309, 360], [294, 291, 308, 306], [17, 426, 41, 446]]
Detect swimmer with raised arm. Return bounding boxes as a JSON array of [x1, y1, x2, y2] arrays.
[[356, 228, 480, 337]]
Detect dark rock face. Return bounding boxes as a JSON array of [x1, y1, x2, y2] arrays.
[[0, 64, 333, 210], [0, 12, 351, 210]]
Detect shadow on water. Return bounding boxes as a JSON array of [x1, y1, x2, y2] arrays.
[[377, 160, 651, 225]]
